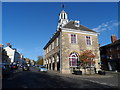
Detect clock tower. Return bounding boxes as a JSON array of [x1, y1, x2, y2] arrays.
[[57, 10, 68, 29]]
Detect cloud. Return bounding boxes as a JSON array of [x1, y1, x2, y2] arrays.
[[92, 20, 119, 32]]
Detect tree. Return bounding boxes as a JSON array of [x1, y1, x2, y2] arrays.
[[79, 50, 95, 74], [36, 56, 43, 65]]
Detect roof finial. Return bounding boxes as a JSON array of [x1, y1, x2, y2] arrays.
[[61, 3, 64, 10]]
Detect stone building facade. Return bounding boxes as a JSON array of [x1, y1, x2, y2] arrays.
[[43, 10, 101, 74]]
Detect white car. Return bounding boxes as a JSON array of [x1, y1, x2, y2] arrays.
[[39, 66, 47, 72]]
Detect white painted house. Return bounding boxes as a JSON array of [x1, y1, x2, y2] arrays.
[[4, 43, 23, 64]]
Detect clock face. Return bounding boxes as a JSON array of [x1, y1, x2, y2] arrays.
[[63, 21, 66, 24]]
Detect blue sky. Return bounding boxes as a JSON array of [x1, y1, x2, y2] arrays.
[[2, 2, 118, 61]]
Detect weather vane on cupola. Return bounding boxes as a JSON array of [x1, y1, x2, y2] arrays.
[[61, 4, 64, 10], [57, 3, 68, 29]]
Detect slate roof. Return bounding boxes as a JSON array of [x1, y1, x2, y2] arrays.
[[43, 20, 98, 49], [63, 20, 97, 33], [43, 30, 60, 49], [101, 39, 120, 48]]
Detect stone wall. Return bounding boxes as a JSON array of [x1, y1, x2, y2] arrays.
[[44, 34, 61, 71], [44, 30, 101, 74], [61, 31, 101, 74]]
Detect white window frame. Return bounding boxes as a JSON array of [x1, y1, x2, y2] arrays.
[[69, 52, 79, 67], [85, 36, 92, 45], [70, 34, 77, 44]]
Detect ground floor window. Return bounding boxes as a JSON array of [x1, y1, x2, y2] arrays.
[[69, 52, 79, 67]]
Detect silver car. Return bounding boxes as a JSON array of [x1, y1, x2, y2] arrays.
[[39, 66, 47, 72]]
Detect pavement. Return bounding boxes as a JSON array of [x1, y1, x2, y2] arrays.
[[47, 70, 119, 87]]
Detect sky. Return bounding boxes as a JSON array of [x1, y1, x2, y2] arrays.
[[2, 2, 119, 61]]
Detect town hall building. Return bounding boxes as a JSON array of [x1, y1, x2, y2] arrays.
[[43, 9, 101, 74]]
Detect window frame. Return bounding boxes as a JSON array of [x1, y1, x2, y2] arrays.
[[86, 36, 92, 45], [70, 34, 77, 44], [69, 52, 79, 67]]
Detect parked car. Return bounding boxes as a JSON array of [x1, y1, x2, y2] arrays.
[[22, 65, 29, 71], [38, 66, 47, 72], [11, 64, 18, 69], [19, 64, 23, 68]]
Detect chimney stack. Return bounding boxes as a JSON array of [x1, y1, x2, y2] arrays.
[[74, 20, 80, 27], [111, 35, 117, 43], [7, 43, 12, 48]]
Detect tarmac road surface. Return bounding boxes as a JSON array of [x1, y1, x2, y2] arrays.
[[2, 67, 118, 89]]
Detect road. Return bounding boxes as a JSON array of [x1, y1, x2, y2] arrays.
[[2, 67, 118, 89]]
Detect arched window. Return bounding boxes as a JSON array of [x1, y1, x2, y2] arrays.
[[69, 52, 79, 67]]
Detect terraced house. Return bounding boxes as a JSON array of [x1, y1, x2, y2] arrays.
[[43, 9, 101, 74]]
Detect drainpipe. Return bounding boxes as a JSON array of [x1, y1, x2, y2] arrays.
[[60, 28, 62, 74]]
